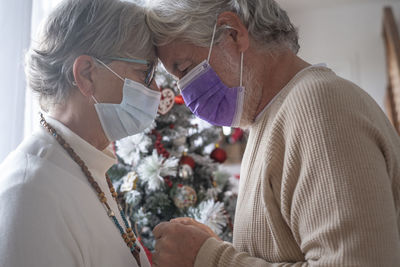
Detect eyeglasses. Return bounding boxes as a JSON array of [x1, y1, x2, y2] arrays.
[[107, 57, 156, 87]]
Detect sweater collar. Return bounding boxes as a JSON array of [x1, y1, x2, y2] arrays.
[[43, 115, 117, 177], [254, 63, 328, 123]]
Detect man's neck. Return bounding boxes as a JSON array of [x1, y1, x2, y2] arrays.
[[255, 50, 310, 118]]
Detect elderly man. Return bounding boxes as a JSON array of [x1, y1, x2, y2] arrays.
[[145, 0, 400, 266]]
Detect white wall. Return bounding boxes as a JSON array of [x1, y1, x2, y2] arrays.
[[0, 0, 63, 163], [277, 0, 400, 110], [0, 0, 32, 162]]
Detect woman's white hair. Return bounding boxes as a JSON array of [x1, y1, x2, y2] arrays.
[[145, 0, 299, 53], [26, 0, 155, 111]]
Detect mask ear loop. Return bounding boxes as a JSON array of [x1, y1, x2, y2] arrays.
[[92, 57, 126, 104], [91, 95, 99, 104], [207, 23, 218, 62], [207, 24, 244, 88], [95, 58, 125, 82]]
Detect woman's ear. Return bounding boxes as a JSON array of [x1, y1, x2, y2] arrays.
[[217, 11, 250, 53], [72, 55, 96, 97]]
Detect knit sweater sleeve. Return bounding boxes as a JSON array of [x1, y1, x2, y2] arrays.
[[194, 238, 308, 267], [278, 75, 400, 266], [195, 72, 400, 266]]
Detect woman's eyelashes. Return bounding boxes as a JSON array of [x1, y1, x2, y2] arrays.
[[128, 66, 147, 80], [181, 67, 190, 76]]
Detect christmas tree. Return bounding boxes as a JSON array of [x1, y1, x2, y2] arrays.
[[107, 66, 238, 257]]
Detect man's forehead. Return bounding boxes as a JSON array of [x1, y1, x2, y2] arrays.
[[157, 43, 195, 69], [158, 42, 193, 60]]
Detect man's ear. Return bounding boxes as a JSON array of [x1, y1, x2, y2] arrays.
[[217, 11, 250, 53], [72, 55, 96, 97]]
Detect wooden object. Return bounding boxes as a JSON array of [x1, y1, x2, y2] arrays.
[[383, 7, 400, 134]]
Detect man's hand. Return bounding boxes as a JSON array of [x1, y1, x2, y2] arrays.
[[170, 217, 222, 241], [152, 221, 213, 267]]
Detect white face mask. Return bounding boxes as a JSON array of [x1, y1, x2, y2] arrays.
[[93, 58, 161, 141]]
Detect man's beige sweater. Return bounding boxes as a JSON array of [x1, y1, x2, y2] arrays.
[[195, 66, 400, 266]]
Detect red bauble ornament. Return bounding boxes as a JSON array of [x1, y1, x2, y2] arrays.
[[164, 177, 173, 188], [180, 155, 196, 169], [210, 147, 227, 163], [230, 128, 244, 144], [174, 94, 185, 105]]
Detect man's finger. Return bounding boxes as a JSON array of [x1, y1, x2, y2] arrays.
[[171, 217, 195, 225], [152, 250, 160, 267], [154, 236, 163, 253], [153, 221, 170, 239]]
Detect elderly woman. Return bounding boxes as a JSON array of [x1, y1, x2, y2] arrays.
[[0, 0, 159, 266]]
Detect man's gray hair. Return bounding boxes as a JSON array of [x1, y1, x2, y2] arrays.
[[26, 0, 155, 110], [145, 0, 299, 53]]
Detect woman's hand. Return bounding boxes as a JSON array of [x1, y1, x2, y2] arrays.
[[170, 217, 222, 241]]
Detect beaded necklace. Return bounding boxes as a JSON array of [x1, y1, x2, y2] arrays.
[[40, 114, 141, 267]]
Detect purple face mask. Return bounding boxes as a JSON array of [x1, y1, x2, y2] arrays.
[[177, 24, 245, 127]]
